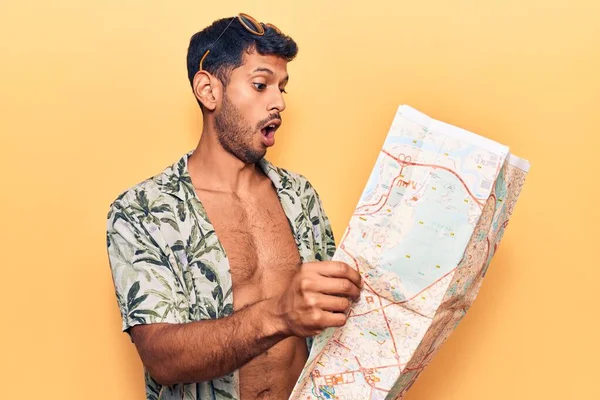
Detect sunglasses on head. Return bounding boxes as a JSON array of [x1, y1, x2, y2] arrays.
[[199, 13, 282, 71]]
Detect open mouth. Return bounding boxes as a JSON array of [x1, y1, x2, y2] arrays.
[[260, 119, 281, 147], [261, 121, 281, 137]]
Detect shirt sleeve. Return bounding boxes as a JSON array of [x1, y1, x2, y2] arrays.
[[304, 180, 337, 261], [106, 195, 187, 335]]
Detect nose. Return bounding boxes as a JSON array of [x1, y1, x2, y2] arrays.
[[268, 88, 286, 113]]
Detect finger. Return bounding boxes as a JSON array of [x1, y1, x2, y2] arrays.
[[318, 311, 347, 328], [318, 262, 363, 289], [312, 276, 361, 300], [315, 293, 352, 313]]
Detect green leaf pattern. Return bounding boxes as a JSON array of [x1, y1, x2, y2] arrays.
[[106, 152, 335, 399]]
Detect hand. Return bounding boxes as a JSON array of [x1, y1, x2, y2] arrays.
[[275, 261, 363, 337]]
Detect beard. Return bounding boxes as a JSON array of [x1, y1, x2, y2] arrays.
[[214, 93, 265, 165]]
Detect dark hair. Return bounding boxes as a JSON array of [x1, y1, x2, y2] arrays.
[[186, 16, 298, 90]]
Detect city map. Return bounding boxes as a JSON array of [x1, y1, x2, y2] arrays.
[[289, 105, 530, 399]]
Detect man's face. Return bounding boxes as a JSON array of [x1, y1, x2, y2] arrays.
[[214, 51, 289, 164]]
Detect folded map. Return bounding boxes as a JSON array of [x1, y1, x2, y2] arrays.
[[289, 105, 530, 400]]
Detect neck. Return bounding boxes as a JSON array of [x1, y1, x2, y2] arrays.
[[187, 122, 262, 194]]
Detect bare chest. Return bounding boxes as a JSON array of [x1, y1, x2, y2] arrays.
[[197, 188, 301, 309]]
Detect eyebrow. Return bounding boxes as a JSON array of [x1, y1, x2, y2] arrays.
[[252, 67, 289, 83]]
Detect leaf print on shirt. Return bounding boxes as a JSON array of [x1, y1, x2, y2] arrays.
[[106, 151, 336, 400], [127, 281, 162, 324]]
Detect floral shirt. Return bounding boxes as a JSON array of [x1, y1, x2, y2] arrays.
[[105, 151, 336, 399]]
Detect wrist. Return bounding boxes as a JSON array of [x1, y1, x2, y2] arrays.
[[260, 296, 290, 338]]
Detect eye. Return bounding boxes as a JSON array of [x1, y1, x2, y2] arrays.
[[280, 88, 288, 94], [253, 82, 267, 91]]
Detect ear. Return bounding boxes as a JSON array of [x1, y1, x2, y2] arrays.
[[193, 70, 221, 111]]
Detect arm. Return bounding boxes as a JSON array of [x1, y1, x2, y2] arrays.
[[130, 297, 287, 386], [107, 192, 361, 387], [131, 260, 363, 386], [107, 195, 291, 386]]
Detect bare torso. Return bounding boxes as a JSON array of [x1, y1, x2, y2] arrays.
[[196, 171, 307, 399]]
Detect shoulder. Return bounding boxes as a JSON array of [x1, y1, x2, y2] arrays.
[[111, 177, 162, 208], [106, 154, 187, 224], [107, 174, 163, 217]]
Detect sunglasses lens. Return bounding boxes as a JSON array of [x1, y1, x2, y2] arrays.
[[264, 23, 281, 34], [239, 13, 264, 35]]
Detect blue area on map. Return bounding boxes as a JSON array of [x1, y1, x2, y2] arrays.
[[377, 169, 477, 298]]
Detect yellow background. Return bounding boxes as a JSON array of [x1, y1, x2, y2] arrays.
[[1, 0, 598, 399]]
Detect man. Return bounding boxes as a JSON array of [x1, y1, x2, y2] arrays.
[[106, 13, 363, 400]]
